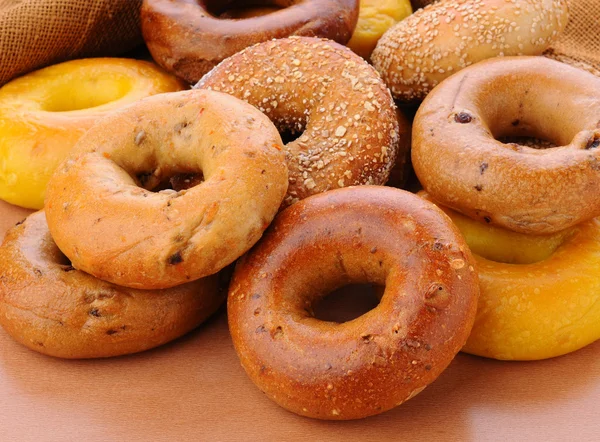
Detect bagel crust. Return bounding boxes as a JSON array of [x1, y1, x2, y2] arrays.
[[228, 187, 479, 420], [421, 195, 600, 361], [0, 58, 184, 210], [372, 0, 569, 102], [197, 37, 402, 206], [0, 212, 223, 359], [141, 0, 360, 83], [45, 89, 288, 289], [412, 57, 600, 234]]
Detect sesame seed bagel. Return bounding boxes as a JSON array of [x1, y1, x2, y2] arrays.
[[141, 0, 359, 84], [372, 0, 569, 102], [228, 186, 479, 420], [0, 211, 223, 359], [412, 56, 600, 234], [45, 89, 288, 289], [197, 37, 402, 206]]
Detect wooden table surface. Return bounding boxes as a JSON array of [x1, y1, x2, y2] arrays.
[[0, 200, 598, 441]]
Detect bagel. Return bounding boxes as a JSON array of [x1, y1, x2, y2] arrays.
[[141, 0, 360, 83], [421, 193, 600, 361], [412, 56, 600, 234], [45, 89, 288, 290], [372, 0, 569, 102], [346, 0, 413, 60], [0, 58, 184, 209], [228, 186, 479, 420], [197, 37, 403, 206], [0, 211, 223, 359]]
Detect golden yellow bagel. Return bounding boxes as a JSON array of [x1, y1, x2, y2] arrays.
[[0, 58, 184, 210], [347, 0, 412, 60], [421, 193, 600, 361]]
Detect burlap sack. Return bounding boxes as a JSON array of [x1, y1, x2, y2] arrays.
[[0, 0, 143, 86], [544, 0, 600, 77], [409, 0, 600, 76]]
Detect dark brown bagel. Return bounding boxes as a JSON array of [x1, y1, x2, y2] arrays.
[[0, 211, 223, 359], [228, 186, 479, 420], [140, 0, 360, 83]]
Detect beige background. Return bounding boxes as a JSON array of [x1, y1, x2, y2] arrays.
[[0, 200, 598, 441]]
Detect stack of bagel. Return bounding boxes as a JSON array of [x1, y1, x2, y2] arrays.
[[0, 0, 599, 421]]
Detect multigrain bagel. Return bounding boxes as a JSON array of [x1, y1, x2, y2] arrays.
[[197, 37, 403, 206], [228, 187, 479, 420], [141, 0, 360, 83], [372, 0, 569, 102], [412, 56, 600, 234], [0, 211, 223, 359], [45, 89, 288, 289]]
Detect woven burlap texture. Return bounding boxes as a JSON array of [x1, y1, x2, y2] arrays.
[[0, 0, 143, 86], [544, 0, 600, 76]]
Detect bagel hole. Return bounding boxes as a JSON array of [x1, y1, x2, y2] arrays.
[[493, 119, 560, 149], [476, 76, 583, 148], [312, 284, 383, 323], [42, 77, 133, 112], [278, 126, 304, 145], [136, 172, 204, 192], [53, 250, 76, 272], [497, 135, 558, 150], [202, 1, 285, 18]]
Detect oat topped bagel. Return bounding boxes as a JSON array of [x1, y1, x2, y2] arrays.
[[45, 89, 288, 289], [197, 36, 403, 206]]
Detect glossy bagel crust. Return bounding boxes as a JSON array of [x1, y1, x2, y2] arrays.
[[372, 0, 569, 102], [228, 186, 479, 420], [197, 37, 402, 206], [464, 218, 600, 360], [45, 89, 288, 289], [0, 58, 184, 210], [141, 0, 360, 83], [0, 211, 223, 359], [412, 56, 600, 234]]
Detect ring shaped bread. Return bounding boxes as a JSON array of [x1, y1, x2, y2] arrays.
[[0, 211, 223, 359], [141, 0, 360, 83], [372, 0, 569, 102], [228, 186, 479, 420], [0, 58, 184, 210], [412, 56, 600, 235], [197, 37, 402, 206], [421, 194, 600, 361], [45, 89, 288, 290]]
